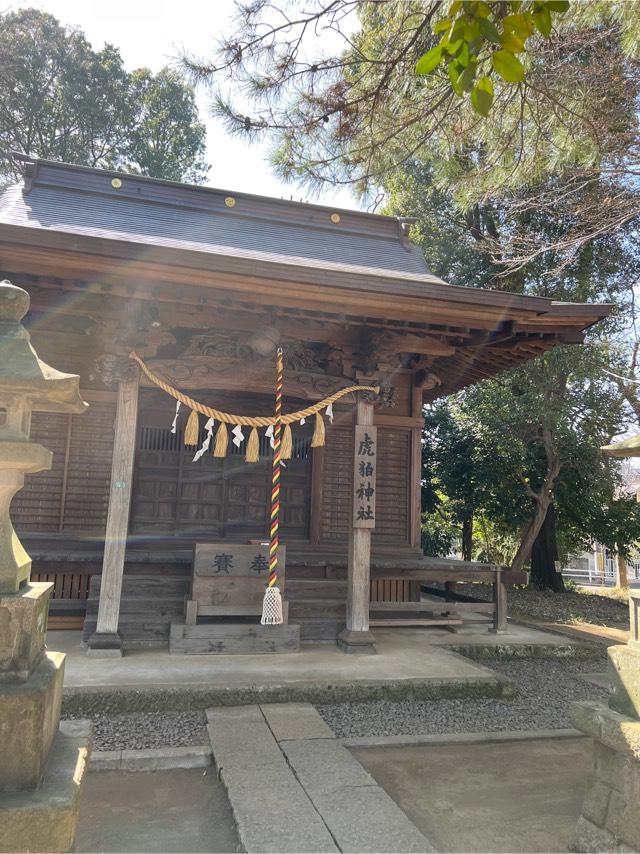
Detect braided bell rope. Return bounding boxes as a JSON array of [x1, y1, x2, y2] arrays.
[[129, 352, 379, 425], [269, 347, 283, 588]]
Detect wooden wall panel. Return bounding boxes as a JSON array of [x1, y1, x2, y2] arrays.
[[373, 427, 411, 546], [320, 424, 411, 546], [12, 413, 70, 532], [62, 400, 116, 533], [13, 401, 116, 537], [320, 426, 353, 543]]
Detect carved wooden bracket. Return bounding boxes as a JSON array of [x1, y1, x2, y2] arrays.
[[87, 303, 175, 359], [92, 354, 140, 387]]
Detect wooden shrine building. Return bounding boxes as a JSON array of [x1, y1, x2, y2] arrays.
[[0, 156, 610, 653]]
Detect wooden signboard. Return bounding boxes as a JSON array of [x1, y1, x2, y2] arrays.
[[185, 543, 287, 624], [353, 424, 377, 529]]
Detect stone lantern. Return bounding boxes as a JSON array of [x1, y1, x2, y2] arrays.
[[0, 280, 92, 853], [570, 433, 640, 852]]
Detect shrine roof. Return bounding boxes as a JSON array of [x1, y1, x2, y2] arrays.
[[0, 157, 431, 278], [0, 157, 612, 336]]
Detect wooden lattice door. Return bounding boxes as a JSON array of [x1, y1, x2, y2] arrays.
[[130, 390, 311, 542]]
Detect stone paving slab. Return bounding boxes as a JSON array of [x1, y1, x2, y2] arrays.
[[311, 786, 435, 854], [206, 706, 338, 853], [260, 702, 334, 741], [280, 737, 434, 853], [206, 703, 434, 853]]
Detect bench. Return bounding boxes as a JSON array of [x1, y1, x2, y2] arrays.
[[369, 557, 527, 632]]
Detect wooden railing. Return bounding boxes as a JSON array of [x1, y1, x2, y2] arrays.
[[31, 565, 99, 613], [369, 556, 527, 632]]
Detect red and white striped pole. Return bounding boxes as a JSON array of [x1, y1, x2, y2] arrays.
[[261, 347, 284, 624]]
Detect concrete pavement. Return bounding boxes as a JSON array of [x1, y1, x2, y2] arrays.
[[353, 736, 593, 853], [75, 768, 238, 853], [50, 623, 581, 713]]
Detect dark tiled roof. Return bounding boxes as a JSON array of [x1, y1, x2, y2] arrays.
[[0, 158, 434, 280]]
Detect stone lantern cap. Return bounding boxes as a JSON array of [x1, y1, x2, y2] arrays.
[[0, 280, 87, 414], [601, 434, 640, 458]]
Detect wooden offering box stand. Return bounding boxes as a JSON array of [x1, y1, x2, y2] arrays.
[[169, 543, 300, 654]]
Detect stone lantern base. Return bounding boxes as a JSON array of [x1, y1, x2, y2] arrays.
[[0, 582, 91, 853], [570, 642, 640, 853], [0, 719, 92, 853]]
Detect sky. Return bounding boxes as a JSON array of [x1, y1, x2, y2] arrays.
[[11, 0, 362, 209]]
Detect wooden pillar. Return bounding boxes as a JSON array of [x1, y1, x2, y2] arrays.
[[86, 375, 139, 656], [337, 399, 377, 654], [492, 568, 508, 634]]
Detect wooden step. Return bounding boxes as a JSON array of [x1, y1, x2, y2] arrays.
[[369, 609, 463, 627], [88, 574, 190, 598], [169, 621, 301, 654], [84, 598, 184, 617], [298, 619, 343, 642], [286, 579, 347, 601], [82, 616, 175, 645], [288, 599, 346, 620]]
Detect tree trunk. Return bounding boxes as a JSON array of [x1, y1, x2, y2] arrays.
[[510, 422, 561, 577], [511, 493, 551, 574], [616, 551, 628, 589], [530, 502, 564, 591], [462, 515, 473, 562]]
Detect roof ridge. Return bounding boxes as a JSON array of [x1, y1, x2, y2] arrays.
[[11, 153, 404, 225]]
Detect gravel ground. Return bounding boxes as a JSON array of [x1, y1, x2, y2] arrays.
[[316, 653, 609, 738], [448, 583, 629, 626], [63, 652, 610, 750], [63, 710, 207, 751]]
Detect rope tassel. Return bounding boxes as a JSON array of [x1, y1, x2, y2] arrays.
[[281, 423, 293, 460], [260, 585, 283, 625], [246, 426, 260, 463], [213, 422, 228, 457], [184, 410, 200, 446], [311, 411, 325, 447]]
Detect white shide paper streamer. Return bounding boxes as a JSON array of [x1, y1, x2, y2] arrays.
[[192, 417, 215, 462], [170, 400, 181, 434], [232, 424, 245, 448]]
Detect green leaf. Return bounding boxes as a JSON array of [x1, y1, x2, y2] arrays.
[[546, 0, 569, 10], [503, 13, 533, 39], [455, 40, 470, 66], [500, 30, 526, 52], [463, 20, 481, 41], [448, 0, 462, 15], [475, 1, 492, 17], [416, 45, 443, 75], [491, 49, 525, 82], [450, 17, 466, 42], [478, 17, 502, 44], [471, 76, 494, 115], [476, 74, 494, 95], [448, 60, 464, 95], [444, 38, 463, 55], [532, 6, 552, 37], [433, 18, 452, 34], [459, 60, 478, 92]]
